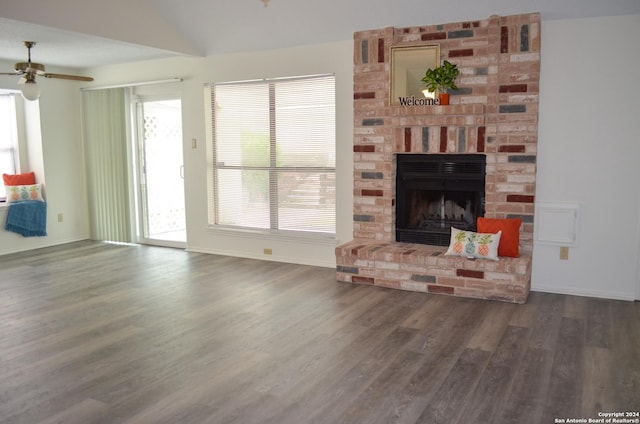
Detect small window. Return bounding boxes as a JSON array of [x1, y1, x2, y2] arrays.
[[0, 92, 21, 202], [207, 74, 336, 235]]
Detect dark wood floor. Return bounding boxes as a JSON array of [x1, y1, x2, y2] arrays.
[[0, 241, 638, 424]]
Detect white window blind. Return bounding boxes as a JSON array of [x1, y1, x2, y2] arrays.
[[0, 93, 20, 201], [208, 74, 336, 235]]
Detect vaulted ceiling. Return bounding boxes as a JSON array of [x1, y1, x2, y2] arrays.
[[0, 0, 639, 69]]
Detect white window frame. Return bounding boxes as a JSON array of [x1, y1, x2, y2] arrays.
[[206, 74, 336, 238], [0, 91, 27, 203]]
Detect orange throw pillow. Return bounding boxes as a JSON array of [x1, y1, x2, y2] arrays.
[[477, 217, 521, 258], [3, 172, 36, 186]]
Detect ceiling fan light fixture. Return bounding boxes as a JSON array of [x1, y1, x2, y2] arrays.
[[21, 79, 40, 101]]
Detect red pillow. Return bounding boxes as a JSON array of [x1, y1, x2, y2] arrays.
[[477, 217, 521, 258], [3, 172, 36, 186]]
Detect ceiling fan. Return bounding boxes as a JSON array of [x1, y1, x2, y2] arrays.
[[1, 41, 94, 101]]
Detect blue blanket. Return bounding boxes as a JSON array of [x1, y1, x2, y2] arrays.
[[5, 200, 48, 237]]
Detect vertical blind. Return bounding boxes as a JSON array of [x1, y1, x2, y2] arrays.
[[82, 88, 132, 243], [208, 74, 336, 234]]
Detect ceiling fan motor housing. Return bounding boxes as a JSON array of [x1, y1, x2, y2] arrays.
[[15, 62, 45, 74]]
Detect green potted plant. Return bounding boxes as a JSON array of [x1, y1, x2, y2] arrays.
[[421, 60, 459, 105]]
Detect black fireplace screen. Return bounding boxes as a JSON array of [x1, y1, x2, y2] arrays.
[[395, 154, 486, 246]]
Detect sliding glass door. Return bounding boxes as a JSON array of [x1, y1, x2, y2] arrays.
[[134, 97, 186, 247]]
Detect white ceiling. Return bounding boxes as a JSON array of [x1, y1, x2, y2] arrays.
[[0, 0, 639, 71], [0, 17, 181, 69]]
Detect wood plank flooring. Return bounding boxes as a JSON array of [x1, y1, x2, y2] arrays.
[[0, 241, 638, 424]]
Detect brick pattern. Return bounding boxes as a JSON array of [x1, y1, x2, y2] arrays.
[[336, 241, 532, 303], [341, 13, 540, 303]]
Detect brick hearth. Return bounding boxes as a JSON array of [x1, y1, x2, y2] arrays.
[[336, 241, 531, 303], [336, 13, 540, 303]]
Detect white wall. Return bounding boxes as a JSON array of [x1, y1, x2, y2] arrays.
[[195, 41, 354, 267], [84, 41, 354, 267], [0, 60, 90, 254], [533, 14, 640, 300]]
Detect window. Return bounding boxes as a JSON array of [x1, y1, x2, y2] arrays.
[[0, 92, 21, 201], [208, 74, 336, 235]]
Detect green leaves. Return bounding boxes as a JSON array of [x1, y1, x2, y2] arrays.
[[421, 60, 459, 94]]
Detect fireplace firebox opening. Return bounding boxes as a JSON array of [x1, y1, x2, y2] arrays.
[[395, 154, 486, 247]]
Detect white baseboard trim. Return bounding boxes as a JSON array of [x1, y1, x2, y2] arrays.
[[531, 285, 636, 302], [0, 236, 89, 257], [186, 246, 336, 269]]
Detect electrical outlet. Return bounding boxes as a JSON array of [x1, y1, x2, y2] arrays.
[[263, 248, 272, 255], [559, 246, 569, 260], [57, 213, 63, 223], [191, 138, 197, 149]]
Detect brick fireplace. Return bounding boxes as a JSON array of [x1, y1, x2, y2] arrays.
[[335, 13, 540, 303]]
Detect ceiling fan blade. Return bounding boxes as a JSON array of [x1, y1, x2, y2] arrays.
[[0, 72, 22, 76], [43, 73, 94, 82]]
